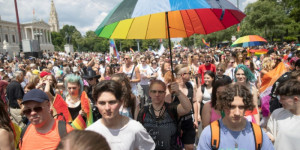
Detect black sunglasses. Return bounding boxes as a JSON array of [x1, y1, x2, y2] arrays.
[[23, 106, 43, 115]]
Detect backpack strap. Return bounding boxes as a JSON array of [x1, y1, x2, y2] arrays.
[[251, 122, 263, 150], [58, 120, 68, 139], [137, 105, 149, 125], [201, 85, 205, 94], [210, 120, 220, 150], [130, 65, 136, 79], [19, 124, 30, 147]]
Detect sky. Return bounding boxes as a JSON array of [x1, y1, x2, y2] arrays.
[[0, 0, 257, 36]]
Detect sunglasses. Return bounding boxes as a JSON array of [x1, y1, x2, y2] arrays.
[[150, 90, 165, 94], [230, 61, 235, 63], [217, 69, 224, 72], [206, 61, 211, 63], [23, 106, 43, 115], [124, 58, 129, 60]]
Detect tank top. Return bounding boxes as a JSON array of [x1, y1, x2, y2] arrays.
[[143, 104, 179, 150], [210, 104, 221, 123], [202, 87, 211, 104], [122, 65, 137, 95]]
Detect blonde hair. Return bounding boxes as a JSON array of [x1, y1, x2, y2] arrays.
[[262, 57, 275, 72]]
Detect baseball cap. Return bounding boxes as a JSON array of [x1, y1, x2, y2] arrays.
[[22, 89, 49, 104], [40, 71, 51, 78]]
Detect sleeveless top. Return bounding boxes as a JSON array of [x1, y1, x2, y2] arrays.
[[173, 82, 194, 115], [143, 103, 179, 150], [202, 87, 211, 104], [210, 103, 221, 123], [68, 103, 81, 121], [122, 65, 137, 95]]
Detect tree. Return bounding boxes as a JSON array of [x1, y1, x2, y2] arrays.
[[51, 32, 63, 51]]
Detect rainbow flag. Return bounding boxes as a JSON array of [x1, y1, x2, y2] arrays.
[[109, 39, 120, 60], [259, 62, 287, 117], [202, 38, 210, 48], [249, 49, 268, 57], [130, 47, 135, 53], [80, 91, 93, 127], [53, 94, 72, 122], [70, 91, 94, 130]]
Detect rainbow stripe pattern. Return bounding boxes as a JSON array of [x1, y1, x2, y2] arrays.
[[95, 0, 246, 39], [231, 35, 267, 47]]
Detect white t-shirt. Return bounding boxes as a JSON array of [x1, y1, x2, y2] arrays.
[[267, 108, 300, 150], [138, 64, 152, 85], [86, 118, 155, 150]]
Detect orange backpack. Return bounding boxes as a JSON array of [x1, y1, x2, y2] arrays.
[[210, 120, 263, 150]]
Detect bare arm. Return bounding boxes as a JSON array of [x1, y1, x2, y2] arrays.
[[169, 82, 192, 117], [201, 102, 212, 129], [252, 86, 260, 125], [196, 85, 203, 122], [192, 85, 199, 128], [0, 129, 15, 150], [131, 67, 141, 83]]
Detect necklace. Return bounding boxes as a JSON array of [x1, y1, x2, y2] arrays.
[[151, 104, 165, 119]]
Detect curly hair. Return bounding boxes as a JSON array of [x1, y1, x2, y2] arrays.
[[217, 83, 254, 111], [234, 64, 256, 83], [64, 74, 84, 96]]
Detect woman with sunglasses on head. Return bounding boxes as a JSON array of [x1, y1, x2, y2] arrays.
[[234, 64, 260, 125], [138, 80, 192, 150], [149, 59, 160, 81], [215, 63, 232, 81], [86, 80, 155, 150]]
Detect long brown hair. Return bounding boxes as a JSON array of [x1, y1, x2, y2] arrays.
[[0, 99, 13, 132]]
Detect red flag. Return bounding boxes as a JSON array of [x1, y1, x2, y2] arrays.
[[53, 94, 72, 122]]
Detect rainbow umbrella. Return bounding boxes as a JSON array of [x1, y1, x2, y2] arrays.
[[231, 35, 267, 47], [96, 0, 246, 73]]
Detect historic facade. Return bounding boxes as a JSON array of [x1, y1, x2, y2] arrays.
[[49, 0, 59, 32], [0, 0, 59, 55]]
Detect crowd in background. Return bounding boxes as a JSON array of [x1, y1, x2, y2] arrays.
[[0, 42, 300, 150]]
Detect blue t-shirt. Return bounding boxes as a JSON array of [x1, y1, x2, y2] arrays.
[[198, 119, 274, 150]]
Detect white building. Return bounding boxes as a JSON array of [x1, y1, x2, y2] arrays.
[[0, 0, 60, 55]]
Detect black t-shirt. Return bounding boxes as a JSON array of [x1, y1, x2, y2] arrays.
[[6, 80, 24, 108]]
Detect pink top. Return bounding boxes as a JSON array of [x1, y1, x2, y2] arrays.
[[210, 106, 221, 123]]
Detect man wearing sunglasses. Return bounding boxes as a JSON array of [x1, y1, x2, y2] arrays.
[[19, 89, 73, 150], [197, 55, 216, 85]]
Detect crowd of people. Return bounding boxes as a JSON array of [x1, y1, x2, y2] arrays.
[[0, 42, 300, 150]]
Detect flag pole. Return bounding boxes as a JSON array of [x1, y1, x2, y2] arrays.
[[166, 12, 174, 78]]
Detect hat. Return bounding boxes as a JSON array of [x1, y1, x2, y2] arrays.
[[82, 68, 100, 79], [32, 69, 40, 75], [155, 56, 159, 59], [40, 71, 51, 78], [22, 89, 49, 104]]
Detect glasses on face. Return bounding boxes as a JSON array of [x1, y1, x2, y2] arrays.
[[206, 60, 211, 63], [124, 58, 129, 60], [150, 90, 165, 94], [230, 61, 235, 64], [217, 69, 224, 72], [152, 62, 157, 64], [23, 106, 43, 115]]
